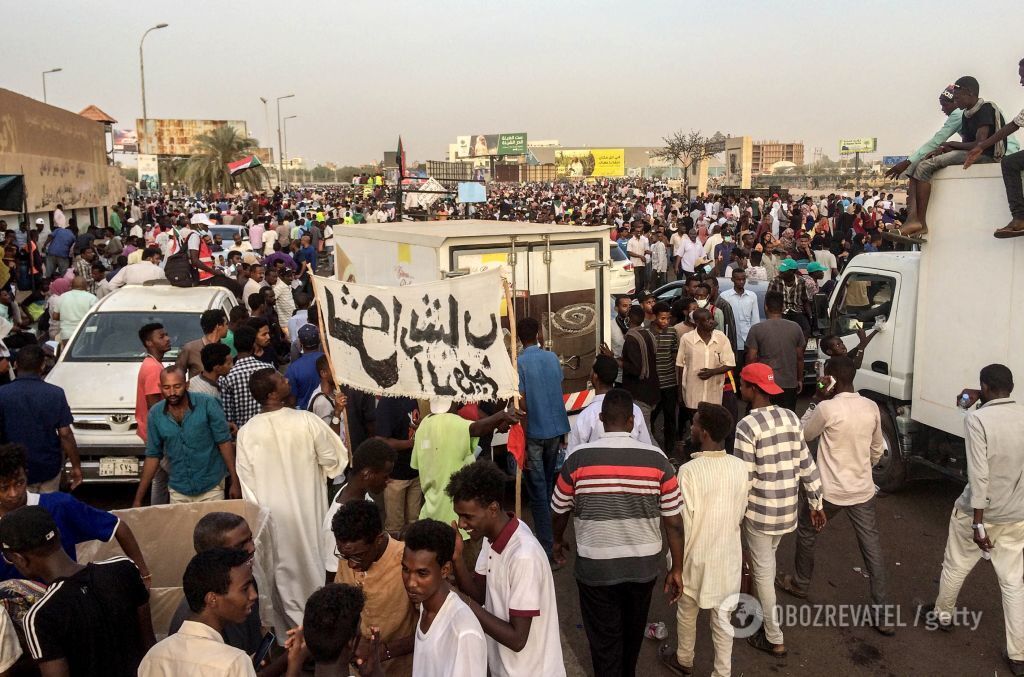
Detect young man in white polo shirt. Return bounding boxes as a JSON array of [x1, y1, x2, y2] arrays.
[[402, 519, 486, 677], [447, 461, 566, 677]]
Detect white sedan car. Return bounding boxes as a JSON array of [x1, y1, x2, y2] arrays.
[[608, 244, 634, 297]]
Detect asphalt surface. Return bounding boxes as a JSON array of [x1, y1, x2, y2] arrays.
[[75, 446, 1014, 676]]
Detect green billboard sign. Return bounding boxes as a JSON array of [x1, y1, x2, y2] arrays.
[[497, 133, 528, 156]]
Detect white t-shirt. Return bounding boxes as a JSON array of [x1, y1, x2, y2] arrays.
[[813, 249, 838, 281], [475, 519, 565, 677], [0, 606, 21, 672], [413, 591, 487, 677]]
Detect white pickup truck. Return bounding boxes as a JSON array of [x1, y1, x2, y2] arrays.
[[825, 164, 1024, 491]]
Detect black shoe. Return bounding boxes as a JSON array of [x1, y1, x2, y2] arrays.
[[1005, 651, 1024, 677], [919, 603, 953, 633]]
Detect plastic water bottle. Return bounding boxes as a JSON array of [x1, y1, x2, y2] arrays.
[[958, 394, 971, 410], [976, 524, 992, 561], [645, 622, 668, 640]]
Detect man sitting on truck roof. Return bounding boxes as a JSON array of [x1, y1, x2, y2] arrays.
[[894, 76, 1018, 244]]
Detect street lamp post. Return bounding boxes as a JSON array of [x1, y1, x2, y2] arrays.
[[283, 115, 297, 171], [139, 23, 169, 126], [276, 94, 295, 187], [41, 68, 62, 104]]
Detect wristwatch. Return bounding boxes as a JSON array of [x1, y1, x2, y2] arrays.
[[331, 416, 341, 425]]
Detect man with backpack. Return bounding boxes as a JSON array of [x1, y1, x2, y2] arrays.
[[165, 213, 241, 298]]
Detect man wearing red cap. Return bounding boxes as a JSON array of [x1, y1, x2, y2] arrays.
[[734, 362, 825, 660]]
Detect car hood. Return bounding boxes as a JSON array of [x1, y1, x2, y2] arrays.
[[46, 361, 142, 412]]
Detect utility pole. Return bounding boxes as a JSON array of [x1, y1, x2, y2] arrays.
[[276, 94, 294, 188], [41, 68, 62, 104], [139, 24, 169, 123]]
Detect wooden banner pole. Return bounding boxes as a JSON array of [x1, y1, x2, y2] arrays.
[[503, 277, 522, 518], [310, 275, 352, 451]]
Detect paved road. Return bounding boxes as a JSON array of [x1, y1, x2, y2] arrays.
[[77, 468, 1012, 675]]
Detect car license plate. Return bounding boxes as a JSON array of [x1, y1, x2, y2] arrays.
[[99, 457, 139, 477]]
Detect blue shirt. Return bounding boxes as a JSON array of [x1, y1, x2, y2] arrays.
[[0, 492, 118, 581], [0, 375, 74, 483], [48, 227, 76, 258], [517, 344, 570, 440], [145, 392, 232, 496], [286, 350, 325, 409], [295, 246, 317, 270]]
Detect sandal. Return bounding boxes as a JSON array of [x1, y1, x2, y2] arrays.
[[657, 643, 693, 675], [994, 225, 1024, 239], [747, 628, 788, 657], [775, 573, 808, 599]]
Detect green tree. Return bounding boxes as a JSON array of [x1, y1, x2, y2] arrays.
[[182, 126, 267, 192]]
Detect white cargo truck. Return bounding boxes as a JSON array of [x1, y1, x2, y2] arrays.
[[333, 220, 613, 411], [825, 164, 1024, 490]]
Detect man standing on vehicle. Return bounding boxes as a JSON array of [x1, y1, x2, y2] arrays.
[[0, 346, 82, 492], [930, 364, 1024, 675], [778, 356, 895, 636], [516, 317, 570, 566], [132, 367, 240, 506]]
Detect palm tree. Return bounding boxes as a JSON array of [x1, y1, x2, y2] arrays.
[[182, 125, 268, 193]]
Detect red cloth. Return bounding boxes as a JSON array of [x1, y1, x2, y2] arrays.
[[507, 423, 527, 470]]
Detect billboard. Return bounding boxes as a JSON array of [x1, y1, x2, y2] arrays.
[[0, 87, 116, 213], [138, 154, 160, 191], [456, 133, 528, 157], [882, 155, 909, 166], [497, 133, 527, 155], [554, 149, 625, 178], [839, 137, 877, 155], [113, 128, 138, 153], [136, 119, 250, 156]]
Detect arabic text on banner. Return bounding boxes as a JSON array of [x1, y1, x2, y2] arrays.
[[313, 268, 517, 402]]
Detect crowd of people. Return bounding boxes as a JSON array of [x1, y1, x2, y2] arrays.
[[0, 70, 1022, 671]]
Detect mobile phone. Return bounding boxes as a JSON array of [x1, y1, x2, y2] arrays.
[[253, 630, 276, 667], [818, 376, 836, 393]]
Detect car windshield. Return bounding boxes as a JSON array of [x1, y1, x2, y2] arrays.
[[210, 226, 242, 241], [609, 245, 627, 262], [65, 312, 202, 362]]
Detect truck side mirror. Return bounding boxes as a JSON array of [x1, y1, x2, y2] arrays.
[[813, 293, 829, 331]]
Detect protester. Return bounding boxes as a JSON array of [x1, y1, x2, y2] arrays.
[[219, 325, 267, 428], [133, 366, 240, 506], [139, 548, 259, 676], [402, 518, 487, 677], [930, 365, 1024, 675], [649, 301, 680, 453], [285, 324, 325, 408], [662, 402, 750, 677], [718, 268, 760, 369], [621, 305, 659, 438], [189, 342, 233, 401], [331, 499, 415, 675], [0, 345, 82, 492], [54, 275, 96, 343], [235, 367, 347, 628], [448, 460, 566, 676], [0, 506, 155, 676], [177, 308, 228, 379], [135, 322, 172, 504], [675, 307, 734, 430], [515, 317, 570, 565], [778, 356, 894, 634], [745, 291, 806, 412], [567, 354, 651, 454], [552, 388, 683, 677], [734, 363, 825, 659], [374, 395, 422, 536]]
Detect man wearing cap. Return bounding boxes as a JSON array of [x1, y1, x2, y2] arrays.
[[767, 259, 814, 335], [886, 84, 963, 189], [734, 362, 825, 659], [895, 75, 1018, 243], [286, 325, 325, 409], [0, 506, 155, 676]]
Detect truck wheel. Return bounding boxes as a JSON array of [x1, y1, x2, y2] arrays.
[[873, 407, 907, 492]]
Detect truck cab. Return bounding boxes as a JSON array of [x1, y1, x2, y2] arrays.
[[825, 164, 1024, 491]]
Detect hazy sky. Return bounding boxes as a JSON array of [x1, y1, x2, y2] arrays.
[[5, 0, 1023, 166]]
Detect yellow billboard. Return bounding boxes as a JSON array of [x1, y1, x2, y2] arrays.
[[555, 149, 625, 177]]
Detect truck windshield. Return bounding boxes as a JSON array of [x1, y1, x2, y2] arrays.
[[64, 312, 201, 362]]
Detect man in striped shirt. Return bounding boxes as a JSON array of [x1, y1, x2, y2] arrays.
[[650, 301, 680, 454], [734, 363, 825, 660], [551, 388, 683, 677]]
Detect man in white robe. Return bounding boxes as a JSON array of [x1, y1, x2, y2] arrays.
[[235, 368, 348, 629]]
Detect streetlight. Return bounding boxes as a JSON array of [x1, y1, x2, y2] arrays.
[[41, 68, 62, 104], [139, 23, 169, 123], [283, 115, 297, 167], [276, 94, 295, 186]]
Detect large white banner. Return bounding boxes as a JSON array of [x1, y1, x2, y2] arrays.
[[312, 268, 517, 402]]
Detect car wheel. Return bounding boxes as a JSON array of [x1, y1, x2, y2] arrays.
[[873, 406, 907, 492]]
